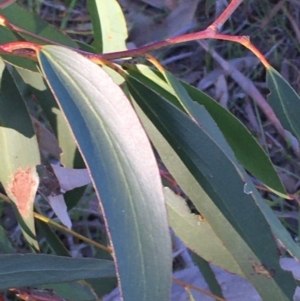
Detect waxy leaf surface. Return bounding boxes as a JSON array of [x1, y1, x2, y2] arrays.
[[38, 46, 172, 301]]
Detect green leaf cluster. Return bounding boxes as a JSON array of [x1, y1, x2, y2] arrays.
[[0, 1, 299, 301]]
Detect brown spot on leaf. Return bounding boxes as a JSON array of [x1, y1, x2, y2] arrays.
[[7, 167, 38, 218], [249, 258, 275, 279]]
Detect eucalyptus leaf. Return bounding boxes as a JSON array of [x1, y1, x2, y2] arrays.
[[87, 0, 127, 53], [127, 76, 297, 301], [267, 67, 300, 141], [0, 65, 40, 250], [126, 64, 287, 198], [38, 46, 172, 301], [1, 3, 78, 47], [0, 254, 115, 289]]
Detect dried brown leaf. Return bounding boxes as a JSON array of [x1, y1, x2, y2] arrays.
[[32, 117, 61, 159], [38, 163, 61, 197]]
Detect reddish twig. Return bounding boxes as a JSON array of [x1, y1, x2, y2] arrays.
[[208, 0, 243, 31], [0, 0, 16, 9], [0, 0, 271, 70]]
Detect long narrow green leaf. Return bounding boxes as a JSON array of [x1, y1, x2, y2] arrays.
[[86, 277, 117, 299], [0, 254, 115, 289], [87, 0, 127, 53], [133, 85, 300, 265], [0, 3, 78, 71], [126, 69, 300, 260], [15, 67, 84, 168], [126, 64, 287, 198], [148, 62, 238, 164], [36, 220, 70, 257], [37, 46, 172, 301], [0, 61, 40, 250], [0, 224, 16, 253], [190, 252, 224, 300], [35, 210, 102, 301], [127, 77, 297, 300], [182, 81, 288, 197], [14, 67, 86, 209], [267, 66, 300, 141], [1, 3, 78, 48], [37, 282, 98, 301], [165, 187, 242, 275]]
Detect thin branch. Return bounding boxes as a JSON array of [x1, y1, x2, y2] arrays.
[[0, 192, 112, 254], [0, 0, 268, 68], [197, 40, 283, 135], [34, 212, 113, 254], [172, 277, 228, 301], [197, 40, 298, 156], [208, 0, 244, 31]]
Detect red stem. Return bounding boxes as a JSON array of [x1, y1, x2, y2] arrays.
[[209, 0, 243, 31], [0, 0, 270, 69]]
